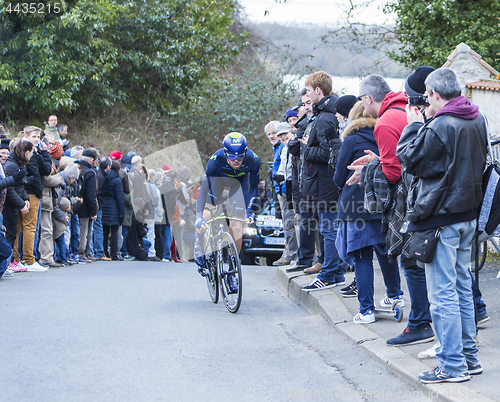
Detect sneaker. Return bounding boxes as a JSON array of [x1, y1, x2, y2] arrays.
[[162, 258, 172, 262], [9, 261, 27, 273], [2, 269, 14, 277], [149, 256, 162, 262], [418, 342, 441, 359], [273, 257, 292, 266], [286, 264, 309, 273], [100, 256, 112, 261], [340, 278, 356, 294], [303, 262, 322, 274], [353, 310, 375, 324], [477, 311, 490, 326], [25, 262, 48, 272], [419, 366, 470, 384], [467, 362, 483, 375], [76, 257, 90, 264], [387, 324, 435, 346], [124, 255, 135, 261], [342, 286, 358, 298], [302, 278, 338, 292], [380, 294, 405, 308]]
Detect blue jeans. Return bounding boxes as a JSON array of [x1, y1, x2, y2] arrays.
[[402, 263, 432, 328], [311, 208, 347, 284], [143, 238, 152, 255], [70, 214, 80, 258], [355, 245, 401, 314], [92, 209, 104, 258], [425, 220, 480, 376], [161, 225, 172, 259], [120, 226, 129, 256], [54, 234, 69, 263], [0, 214, 13, 278]]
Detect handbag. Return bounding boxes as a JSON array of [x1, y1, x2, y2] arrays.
[[477, 114, 500, 242], [408, 227, 443, 263]]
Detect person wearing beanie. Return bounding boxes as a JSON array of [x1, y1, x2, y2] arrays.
[[334, 95, 359, 136], [0, 138, 11, 166], [162, 164, 171, 174], [285, 108, 299, 131], [405, 66, 435, 117], [49, 142, 64, 161]]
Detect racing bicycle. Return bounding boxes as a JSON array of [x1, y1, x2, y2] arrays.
[[201, 201, 244, 313]]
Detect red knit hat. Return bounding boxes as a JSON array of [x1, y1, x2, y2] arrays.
[[110, 150, 122, 160], [162, 164, 171, 172], [49, 142, 64, 160]]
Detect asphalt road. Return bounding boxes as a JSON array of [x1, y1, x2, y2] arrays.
[[1, 261, 436, 402]]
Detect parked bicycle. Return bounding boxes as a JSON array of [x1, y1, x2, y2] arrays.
[[201, 201, 244, 313]]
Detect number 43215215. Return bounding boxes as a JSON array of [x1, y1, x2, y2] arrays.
[[5, 2, 61, 14]]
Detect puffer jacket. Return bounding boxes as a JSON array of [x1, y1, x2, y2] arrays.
[[334, 117, 380, 222], [302, 94, 339, 204], [101, 169, 124, 226], [397, 114, 487, 227], [4, 153, 29, 210]]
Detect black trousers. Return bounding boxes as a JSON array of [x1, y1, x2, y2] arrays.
[[2, 201, 19, 251], [103, 225, 119, 258]]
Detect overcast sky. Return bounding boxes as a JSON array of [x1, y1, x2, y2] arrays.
[[238, 0, 394, 26]]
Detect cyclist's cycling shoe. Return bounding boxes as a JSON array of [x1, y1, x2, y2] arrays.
[[194, 237, 206, 270], [227, 273, 239, 294]]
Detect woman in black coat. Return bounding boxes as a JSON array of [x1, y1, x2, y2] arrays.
[[101, 161, 125, 260], [4, 140, 33, 258]]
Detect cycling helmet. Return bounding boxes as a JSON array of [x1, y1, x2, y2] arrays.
[[223, 132, 247, 157]]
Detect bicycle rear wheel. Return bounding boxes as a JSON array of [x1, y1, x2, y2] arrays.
[[203, 231, 218, 303], [217, 231, 242, 313]]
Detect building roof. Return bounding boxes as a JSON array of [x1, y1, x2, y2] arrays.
[[443, 43, 499, 77], [466, 81, 500, 91]]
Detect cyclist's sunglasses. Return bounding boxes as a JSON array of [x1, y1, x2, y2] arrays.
[[225, 150, 246, 162]]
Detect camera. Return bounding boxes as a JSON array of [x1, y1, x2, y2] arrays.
[[407, 95, 429, 107]]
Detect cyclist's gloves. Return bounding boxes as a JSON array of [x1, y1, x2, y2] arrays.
[[195, 218, 207, 229]]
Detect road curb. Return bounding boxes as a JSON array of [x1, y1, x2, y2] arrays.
[[276, 266, 497, 402]]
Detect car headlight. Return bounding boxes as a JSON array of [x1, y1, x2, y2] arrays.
[[244, 227, 258, 236]]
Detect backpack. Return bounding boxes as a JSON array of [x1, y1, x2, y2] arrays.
[[477, 114, 500, 242]]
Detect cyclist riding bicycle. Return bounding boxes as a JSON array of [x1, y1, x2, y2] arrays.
[[195, 132, 260, 284]]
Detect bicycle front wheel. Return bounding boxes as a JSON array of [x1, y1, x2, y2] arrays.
[[203, 231, 218, 303], [217, 231, 242, 313]]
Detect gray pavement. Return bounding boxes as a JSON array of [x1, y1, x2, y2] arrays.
[[277, 260, 500, 402], [1, 260, 437, 402]]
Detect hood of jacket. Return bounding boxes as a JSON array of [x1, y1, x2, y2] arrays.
[[379, 92, 407, 117], [106, 169, 119, 183], [434, 95, 479, 120], [341, 117, 378, 139], [313, 94, 338, 117]]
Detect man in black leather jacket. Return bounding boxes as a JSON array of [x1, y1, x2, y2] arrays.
[[290, 71, 347, 291], [397, 68, 486, 384]]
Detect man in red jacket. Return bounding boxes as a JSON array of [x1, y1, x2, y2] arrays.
[[348, 74, 435, 347]]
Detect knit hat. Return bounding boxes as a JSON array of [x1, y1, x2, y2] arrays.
[[405, 66, 435, 97], [0, 138, 11, 150], [131, 155, 142, 166], [178, 166, 191, 183], [110, 150, 122, 161], [334, 95, 358, 118], [59, 197, 71, 212], [275, 122, 291, 136], [49, 142, 64, 160], [162, 164, 171, 173], [58, 156, 73, 171], [64, 163, 80, 179], [285, 108, 298, 122]]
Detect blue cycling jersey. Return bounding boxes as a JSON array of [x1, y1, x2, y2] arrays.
[[196, 148, 260, 220]]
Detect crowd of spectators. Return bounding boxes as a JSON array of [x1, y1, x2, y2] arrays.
[[0, 118, 200, 280], [265, 67, 490, 383]]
